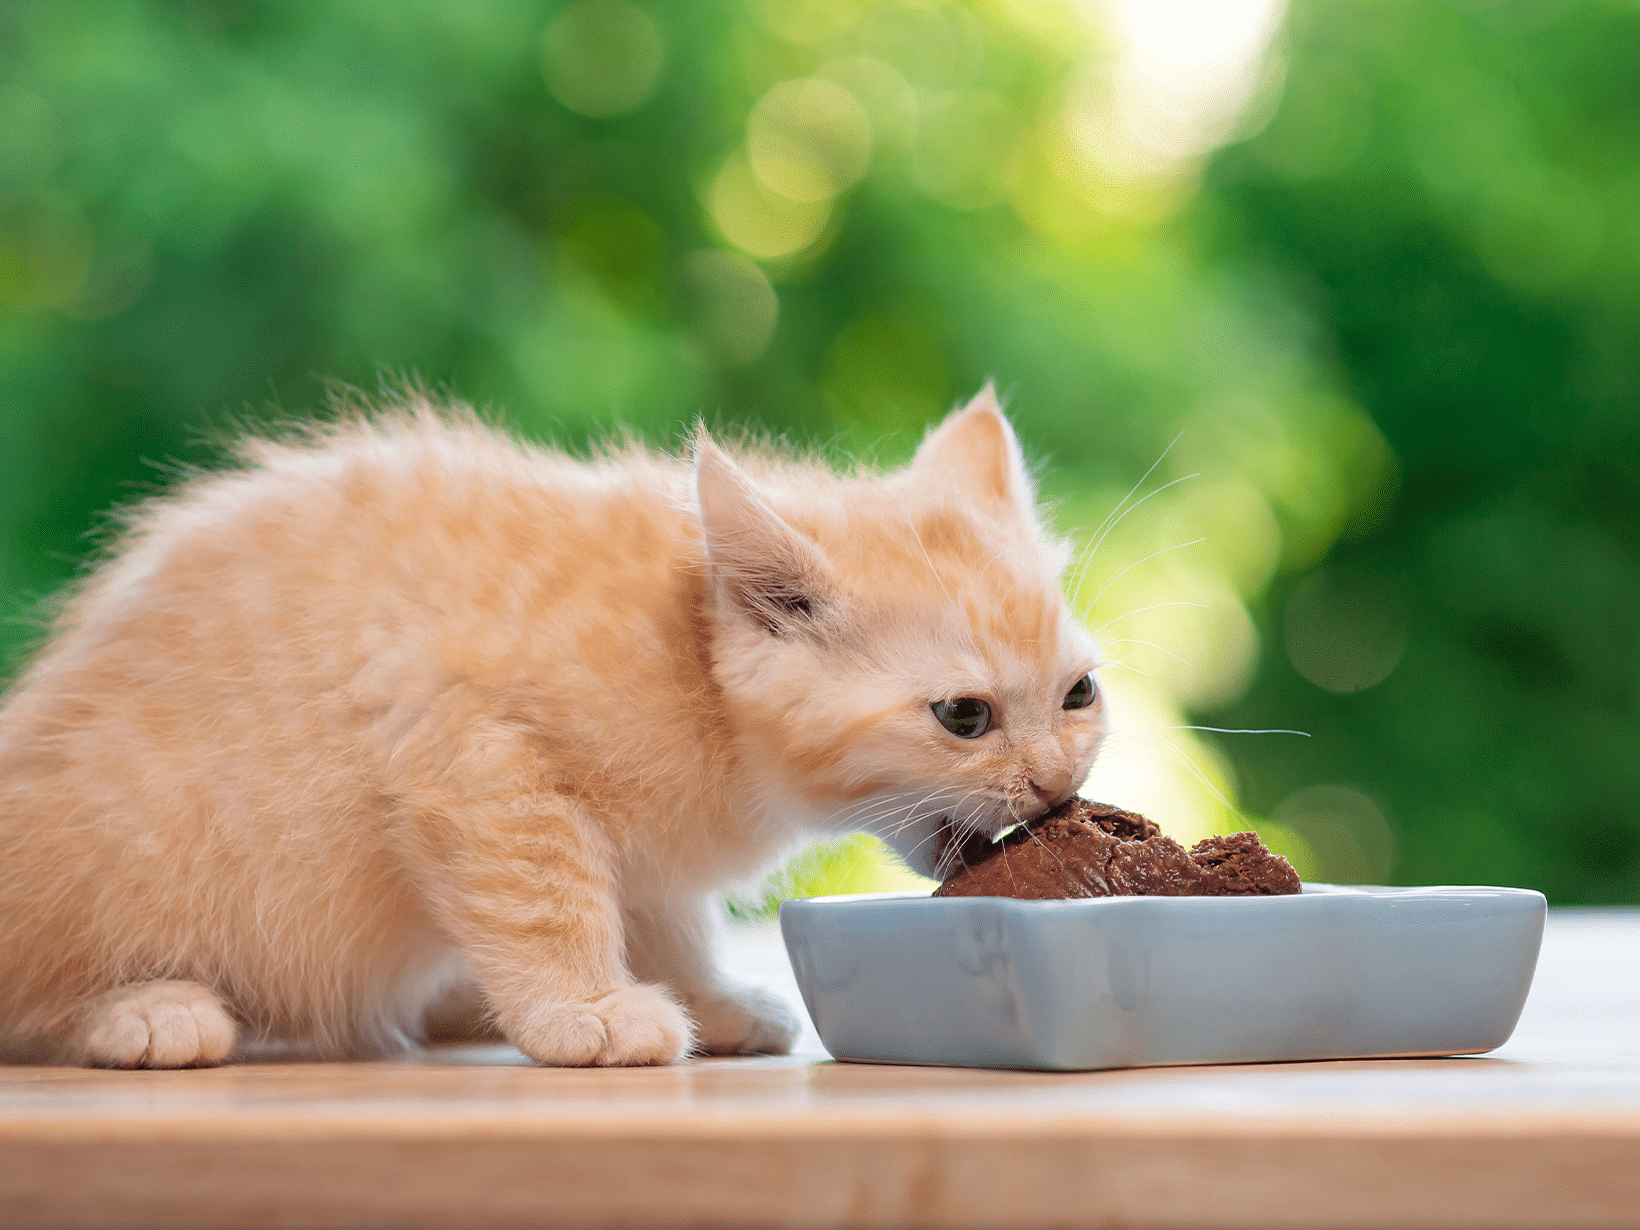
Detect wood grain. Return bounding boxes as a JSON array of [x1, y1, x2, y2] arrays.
[[1, 912, 1636, 1229]]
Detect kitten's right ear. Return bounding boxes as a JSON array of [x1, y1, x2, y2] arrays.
[[910, 383, 1035, 522], [694, 432, 834, 636]]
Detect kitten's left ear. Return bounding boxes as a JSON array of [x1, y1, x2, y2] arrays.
[[910, 383, 1035, 520], [694, 432, 835, 636]]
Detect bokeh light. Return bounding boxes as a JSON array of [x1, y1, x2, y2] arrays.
[[3, 0, 1636, 906], [1283, 566, 1407, 694], [709, 151, 831, 260], [1071, 0, 1286, 177], [680, 249, 779, 368], [1271, 784, 1396, 885], [748, 78, 873, 203], [541, 0, 667, 118]]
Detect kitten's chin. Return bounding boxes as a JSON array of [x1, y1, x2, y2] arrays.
[[883, 812, 977, 880], [874, 810, 946, 880]]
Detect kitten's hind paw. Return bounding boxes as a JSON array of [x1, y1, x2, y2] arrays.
[[75, 980, 238, 1069], [689, 985, 799, 1056], [512, 984, 693, 1067]]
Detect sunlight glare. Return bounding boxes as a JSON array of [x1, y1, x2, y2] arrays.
[[1072, 0, 1287, 176]]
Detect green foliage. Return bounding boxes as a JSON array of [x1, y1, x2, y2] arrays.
[[1205, 0, 1640, 902], [728, 834, 931, 918], [1, 0, 1633, 902]]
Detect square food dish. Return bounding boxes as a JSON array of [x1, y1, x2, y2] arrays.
[[778, 885, 1546, 1071]]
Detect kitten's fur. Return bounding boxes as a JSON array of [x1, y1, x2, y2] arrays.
[[0, 386, 1105, 1067]]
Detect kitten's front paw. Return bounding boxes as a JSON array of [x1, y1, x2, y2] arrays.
[[76, 980, 238, 1069], [689, 985, 800, 1056], [511, 984, 693, 1067]]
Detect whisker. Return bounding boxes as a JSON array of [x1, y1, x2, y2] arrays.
[[1085, 538, 1206, 612], [1124, 725, 1312, 738], [925, 786, 996, 877], [1093, 601, 1209, 634], [1020, 825, 1069, 876], [1099, 637, 1194, 668], [1093, 657, 1155, 679], [839, 782, 966, 831], [881, 786, 966, 832], [1071, 471, 1199, 608], [900, 822, 956, 870], [872, 787, 970, 848], [1146, 735, 1236, 811], [924, 792, 988, 877], [1086, 431, 1184, 547]]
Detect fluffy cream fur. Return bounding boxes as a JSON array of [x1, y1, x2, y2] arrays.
[[0, 385, 1106, 1067]]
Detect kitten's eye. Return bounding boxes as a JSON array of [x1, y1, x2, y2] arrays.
[[931, 697, 991, 739], [1062, 674, 1097, 710]]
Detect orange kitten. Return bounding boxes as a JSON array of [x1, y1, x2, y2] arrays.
[[0, 385, 1106, 1067]]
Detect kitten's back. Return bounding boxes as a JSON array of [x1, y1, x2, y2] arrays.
[[0, 409, 708, 1058]]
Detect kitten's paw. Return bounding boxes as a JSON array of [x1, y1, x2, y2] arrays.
[[688, 985, 800, 1056], [77, 981, 238, 1069], [512, 984, 693, 1067]]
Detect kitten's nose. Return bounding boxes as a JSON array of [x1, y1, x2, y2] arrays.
[[1030, 768, 1073, 807]]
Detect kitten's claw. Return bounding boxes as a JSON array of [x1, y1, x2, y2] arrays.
[[511, 984, 693, 1066], [688, 985, 799, 1056], [76, 980, 238, 1069]]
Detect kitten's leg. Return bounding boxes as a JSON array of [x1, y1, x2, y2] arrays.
[[625, 896, 799, 1056], [70, 980, 238, 1069], [419, 785, 693, 1067]]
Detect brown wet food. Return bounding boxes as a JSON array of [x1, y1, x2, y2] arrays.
[[932, 798, 1302, 899]]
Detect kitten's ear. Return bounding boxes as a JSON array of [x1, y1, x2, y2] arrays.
[[694, 433, 834, 636], [910, 383, 1035, 520]]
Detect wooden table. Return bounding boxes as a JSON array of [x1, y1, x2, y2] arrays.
[[2, 911, 1637, 1230]]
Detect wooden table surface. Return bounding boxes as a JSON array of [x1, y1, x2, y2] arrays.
[[2, 910, 1637, 1230]]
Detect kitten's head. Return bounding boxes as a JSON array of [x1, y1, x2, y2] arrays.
[[696, 385, 1106, 878]]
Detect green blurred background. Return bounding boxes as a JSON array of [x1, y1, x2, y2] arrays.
[[2, 0, 1635, 903]]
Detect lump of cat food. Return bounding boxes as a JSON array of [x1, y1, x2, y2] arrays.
[[932, 797, 1301, 899]]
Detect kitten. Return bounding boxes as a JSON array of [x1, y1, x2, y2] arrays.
[[0, 385, 1107, 1067]]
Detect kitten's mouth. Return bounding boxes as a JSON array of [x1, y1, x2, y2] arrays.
[[924, 813, 957, 879], [929, 814, 998, 879], [914, 808, 1014, 879], [931, 815, 958, 876]]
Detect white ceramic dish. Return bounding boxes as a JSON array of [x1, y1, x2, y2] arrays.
[[778, 884, 1546, 1071]]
